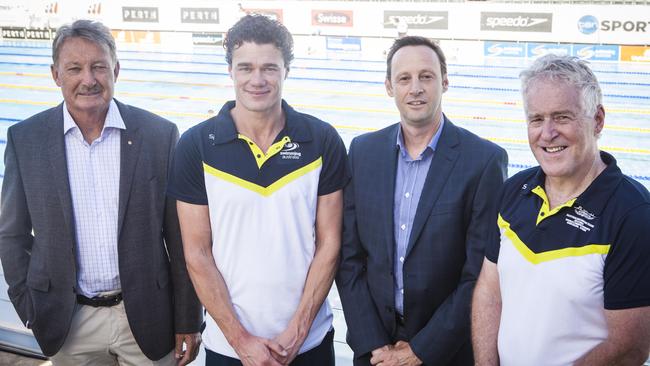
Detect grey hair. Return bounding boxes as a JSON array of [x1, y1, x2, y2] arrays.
[[520, 54, 602, 116], [52, 19, 116, 66]]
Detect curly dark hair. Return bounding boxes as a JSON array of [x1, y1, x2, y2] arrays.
[[224, 15, 294, 69]]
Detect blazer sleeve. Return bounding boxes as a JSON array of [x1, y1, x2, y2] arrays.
[[0, 127, 35, 327], [335, 138, 392, 357], [410, 146, 508, 364], [163, 125, 203, 333]]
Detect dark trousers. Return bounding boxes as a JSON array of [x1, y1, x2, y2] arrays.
[[206, 329, 335, 366]]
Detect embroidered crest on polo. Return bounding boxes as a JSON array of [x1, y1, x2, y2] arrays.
[[565, 212, 595, 232], [282, 142, 300, 151], [574, 205, 596, 220], [280, 142, 302, 160]]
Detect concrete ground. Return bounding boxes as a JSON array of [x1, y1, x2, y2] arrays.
[[0, 350, 50, 366]]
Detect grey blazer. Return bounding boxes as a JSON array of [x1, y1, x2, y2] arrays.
[[336, 117, 508, 365], [0, 100, 202, 359]]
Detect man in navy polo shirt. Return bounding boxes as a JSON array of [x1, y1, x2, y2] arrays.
[[472, 55, 650, 365], [168, 15, 347, 366]]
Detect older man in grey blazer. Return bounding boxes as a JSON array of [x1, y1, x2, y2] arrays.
[[0, 20, 202, 365]]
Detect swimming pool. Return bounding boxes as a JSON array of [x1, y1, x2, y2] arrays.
[[1, 40, 649, 364]]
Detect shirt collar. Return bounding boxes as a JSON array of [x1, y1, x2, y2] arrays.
[[396, 112, 445, 158], [574, 151, 622, 215], [522, 151, 622, 216], [63, 99, 126, 135], [211, 99, 312, 145]]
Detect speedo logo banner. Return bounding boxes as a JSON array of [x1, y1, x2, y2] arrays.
[[481, 12, 552, 32], [383, 10, 448, 30]]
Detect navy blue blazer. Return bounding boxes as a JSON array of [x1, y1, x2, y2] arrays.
[[336, 117, 507, 365]]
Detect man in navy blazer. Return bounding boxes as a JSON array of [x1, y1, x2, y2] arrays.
[[336, 36, 508, 365], [0, 20, 202, 365]]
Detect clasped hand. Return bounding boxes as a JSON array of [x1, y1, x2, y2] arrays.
[[235, 326, 304, 366], [370, 341, 423, 366]]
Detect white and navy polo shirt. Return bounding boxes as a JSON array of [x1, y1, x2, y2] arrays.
[[168, 100, 348, 358], [486, 151, 650, 366]]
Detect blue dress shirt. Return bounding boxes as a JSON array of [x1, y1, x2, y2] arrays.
[[393, 116, 445, 315]]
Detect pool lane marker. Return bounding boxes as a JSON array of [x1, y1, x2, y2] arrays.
[[2, 93, 650, 136]]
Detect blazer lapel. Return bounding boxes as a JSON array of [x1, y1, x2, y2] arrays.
[[379, 125, 399, 266], [46, 104, 76, 242], [116, 102, 143, 236], [405, 118, 460, 258]]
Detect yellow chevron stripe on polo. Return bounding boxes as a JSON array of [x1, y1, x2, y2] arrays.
[[203, 157, 322, 197], [498, 214, 610, 265]]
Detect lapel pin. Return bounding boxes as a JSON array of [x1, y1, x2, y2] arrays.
[[128, 140, 132, 145]]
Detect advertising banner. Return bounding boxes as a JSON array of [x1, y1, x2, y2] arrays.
[[326, 36, 361, 51], [573, 12, 650, 44], [527, 42, 571, 58], [620, 46, 650, 62], [572, 44, 619, 61], [180, 8, 219, 24], [1, 26, 25, 39], [383, 10, 448, 30], [112, 30, 160, 44], [192, 32, 223, 46], [481, 12, 552, 33], [577, 14, 650, 34], [484, 41, 526, 58], [312, 9, 353, 27], [25, 27, 54, 40], [0, 1, 645, 48], [122, 6, 158, 23], [576, 15, 599, 35]]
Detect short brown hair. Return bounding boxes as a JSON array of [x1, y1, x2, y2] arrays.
[[386, 36, 446, 80]]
